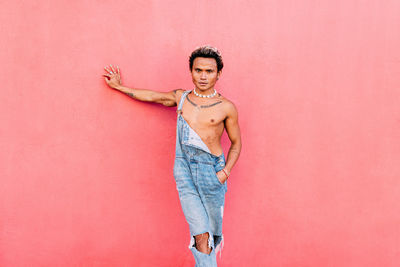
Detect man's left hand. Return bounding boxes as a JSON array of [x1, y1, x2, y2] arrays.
[[216, 170, 228, 184]]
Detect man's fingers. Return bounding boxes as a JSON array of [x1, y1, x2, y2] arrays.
[[104, 66, 116, 74], [104, 68, 114, 75], [116, 66, 121, 79], [110, 64, 116, 73]]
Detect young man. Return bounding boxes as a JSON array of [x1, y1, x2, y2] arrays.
[[103, 45, 241, 266]]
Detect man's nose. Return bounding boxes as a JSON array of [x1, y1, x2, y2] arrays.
[[200, 72, 207, 79]]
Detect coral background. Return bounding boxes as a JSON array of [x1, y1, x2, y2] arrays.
[[1, 0, 400, 266]]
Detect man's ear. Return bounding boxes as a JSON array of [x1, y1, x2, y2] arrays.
[[217, 70, 222, 80]]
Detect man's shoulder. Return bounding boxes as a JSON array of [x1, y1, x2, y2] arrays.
[[175, 89, 191, 96], [173, 89, 187, 103], [219, 95, 238, 113], [173, 88, 186, 95]]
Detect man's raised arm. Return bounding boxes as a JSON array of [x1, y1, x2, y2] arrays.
[[115, 85, 182, 107], [103, 64, 183, 107]]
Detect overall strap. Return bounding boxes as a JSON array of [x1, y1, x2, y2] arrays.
[[177, 90, 192, 112]]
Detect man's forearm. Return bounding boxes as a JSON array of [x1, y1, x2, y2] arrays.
[[224, 142, 241, 174], [114, 85, 155, 102]]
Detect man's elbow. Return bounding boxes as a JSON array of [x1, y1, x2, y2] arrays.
[[162, 101, 177, 107]]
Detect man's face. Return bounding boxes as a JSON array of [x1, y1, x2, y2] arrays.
[[191, 57, 221, 92]]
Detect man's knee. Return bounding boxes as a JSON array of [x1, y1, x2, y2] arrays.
[[194, 232, 212, 254], [195, 232, 209, 243]]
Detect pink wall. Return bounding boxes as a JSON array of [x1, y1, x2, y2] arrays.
[[1, 1, 400, 266]]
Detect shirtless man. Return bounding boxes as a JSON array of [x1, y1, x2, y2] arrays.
[[103, 45, 241, 266]]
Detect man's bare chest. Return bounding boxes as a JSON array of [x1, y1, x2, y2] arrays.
[[181, 96, 226, 129]]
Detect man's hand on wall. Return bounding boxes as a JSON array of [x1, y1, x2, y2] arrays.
[[103, 64, 122, 89]]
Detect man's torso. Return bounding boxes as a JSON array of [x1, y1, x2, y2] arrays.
[[176, 90, 231, 156]]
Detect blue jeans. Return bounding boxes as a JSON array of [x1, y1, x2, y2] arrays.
[[173, 144, 227, 266]]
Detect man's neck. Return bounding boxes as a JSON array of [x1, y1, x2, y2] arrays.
[[194, 87, 215, 95]]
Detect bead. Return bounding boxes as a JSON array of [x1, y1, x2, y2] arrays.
[[193, 88, 217, 98]]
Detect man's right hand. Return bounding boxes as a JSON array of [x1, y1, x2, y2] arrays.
[[103, 64, 122, 89], [102, 64, 182, 107]]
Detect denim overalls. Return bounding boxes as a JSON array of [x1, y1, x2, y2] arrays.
[[173, 90, 228, 266]]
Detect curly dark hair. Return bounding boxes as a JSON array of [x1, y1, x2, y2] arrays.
[[189, 45, 224, 72]]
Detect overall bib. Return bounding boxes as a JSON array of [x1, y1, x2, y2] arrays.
[[173, 90, 228, 267]]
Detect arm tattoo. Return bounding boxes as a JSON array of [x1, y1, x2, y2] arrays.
[[125, 92, 135, 98]]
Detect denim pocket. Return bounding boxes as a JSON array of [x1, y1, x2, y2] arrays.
[[213, 161, 226, 185], [214, 169, 225, 185]]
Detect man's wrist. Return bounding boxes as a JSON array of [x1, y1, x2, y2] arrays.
[[114, 84, 123, 90], [222, 168, 230, 178]]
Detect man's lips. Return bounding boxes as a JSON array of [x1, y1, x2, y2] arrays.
[[199, 82, 208, 85]]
